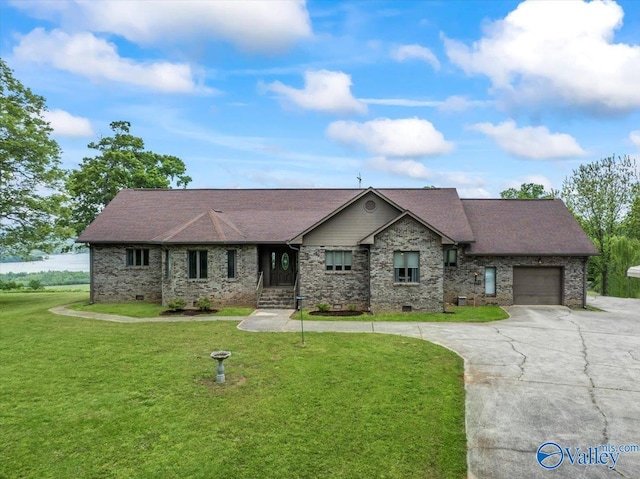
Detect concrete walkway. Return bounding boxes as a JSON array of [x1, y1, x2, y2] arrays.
[[51, 299, 640, 478]]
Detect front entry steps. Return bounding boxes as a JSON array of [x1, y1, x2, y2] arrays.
[[258, 287, 295, 309]]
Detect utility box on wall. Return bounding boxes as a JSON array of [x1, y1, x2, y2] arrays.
[[457, 296, 467, 306]]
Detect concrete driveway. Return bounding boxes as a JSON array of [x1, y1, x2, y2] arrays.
[[412, 297, 640, 478]]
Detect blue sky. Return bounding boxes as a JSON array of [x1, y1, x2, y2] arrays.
[[1, 0, 639, 197]]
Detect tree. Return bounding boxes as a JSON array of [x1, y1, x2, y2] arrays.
[[0, 58, 69, 257], [606, 236, 640, 298], [500, 183, 556, 199], [562, 155, 639, 295], [622, 186, 640, 239], [67, 121, 192, 234]]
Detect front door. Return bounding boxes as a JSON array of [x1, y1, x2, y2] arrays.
[[269, 248, 295, 286]]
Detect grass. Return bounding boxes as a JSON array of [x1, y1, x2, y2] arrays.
[[581, 304, 605, 312], [295, 305, 508, 322], [69, 301, 254, 318], [45, 284, 91, 292], [0, 292, 467, 479]]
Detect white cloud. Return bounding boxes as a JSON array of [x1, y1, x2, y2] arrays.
[[360, 98, 442, 107], [263, 70, 367, 115], [359, 95, 490, 111], [10, 0, 312, 54], [457, 188, 492, 199], [469, 120, 586, 160], [366, 157, 486, 190], [391, 44, 440, 70], [14, 28, 208, 93], [438, 95, 490, 112], [326, 117, 453, 157], [443, 0, 640, 113], [366, 156, 432, 179], [630, 130, 640, 149], [42, 109, 94, 137]]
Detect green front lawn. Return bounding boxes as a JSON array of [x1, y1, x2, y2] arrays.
[[0, 293, 467, 479], [296, 305, 509, 322], [69, 301, 254, 318]]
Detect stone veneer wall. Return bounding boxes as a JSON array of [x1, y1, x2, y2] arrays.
[[91, 245, 163, 303], [162, 244, 258, 307], [443, 253, 587, 307], [369, 217, 445, 313], [298, 246, 369, 310]]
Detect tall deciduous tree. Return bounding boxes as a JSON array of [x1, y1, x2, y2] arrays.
[[0, 58, 69, 257], [622, 186, 640, 239], [67, 121, 192, 234], [500, 183, 556, 199], [562, 155, 639, 295]]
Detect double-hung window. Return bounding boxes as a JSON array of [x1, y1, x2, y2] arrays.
[[326, 251, 352, 271], [394, 251, 419, 283], [188, 250, 208, 279], [126, 248, 149, 266]]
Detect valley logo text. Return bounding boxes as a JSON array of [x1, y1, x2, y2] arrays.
[[537, 442, 639, 470]]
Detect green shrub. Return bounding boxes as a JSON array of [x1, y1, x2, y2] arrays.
[[347, 304, 358, 312], [0, 280, 24, 290], [316, 303, 330, 312], [195, 297, 212, 312], [166, 298, 186, 311], [28, 279, 43, 290]]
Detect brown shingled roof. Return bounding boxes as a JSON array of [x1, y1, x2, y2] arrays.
[[77, 189, 596, 257], [78, 188, 475, 245], [461, 199, 597, 256]]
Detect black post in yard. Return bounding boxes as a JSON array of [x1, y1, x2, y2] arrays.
[[297, 295, 306, 345]]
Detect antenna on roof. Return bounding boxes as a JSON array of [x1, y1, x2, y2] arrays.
[[357, 172, 362, 189]]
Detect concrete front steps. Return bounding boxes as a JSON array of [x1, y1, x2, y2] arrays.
[[258, 287, 295, 309]]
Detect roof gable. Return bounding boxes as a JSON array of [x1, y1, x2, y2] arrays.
[[359, 211, 455, 245], [290, 188, 402, 244]]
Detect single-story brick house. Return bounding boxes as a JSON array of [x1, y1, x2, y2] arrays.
[[77, 187, 597, 312]]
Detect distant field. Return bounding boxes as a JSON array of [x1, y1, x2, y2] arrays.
[[45, 284, 91, 292]]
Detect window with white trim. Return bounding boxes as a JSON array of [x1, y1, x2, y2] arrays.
[[326, 251, 352, 271], [126, 248, 149, 266], [188, 250, 208, 279], [485, 267, 496, 296], [164, 250, 171, 278], [394, 251, 419, 283]]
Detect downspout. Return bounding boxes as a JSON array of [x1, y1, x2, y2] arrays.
[[89, 244, 95, 304], [441, 245, 446, 313], [286, 240, 301, 300], [367, 246, 371, 312], [583, 256, 588, 308]]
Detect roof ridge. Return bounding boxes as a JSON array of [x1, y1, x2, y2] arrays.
[[208, 210, 226, 242], [208, 210, 246, 240], [152, 211, 208, 242]]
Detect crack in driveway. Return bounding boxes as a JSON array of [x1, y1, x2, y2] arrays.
[[493, 327, 527, 380], [569, 317, 610, 445]]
